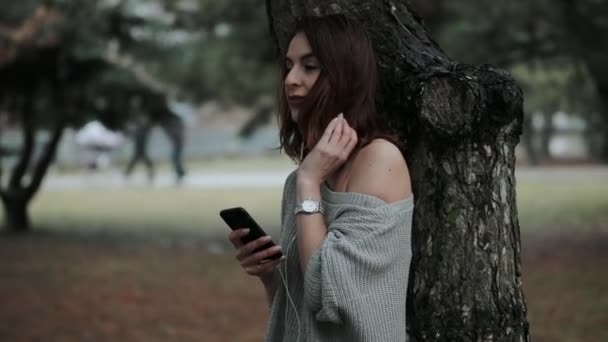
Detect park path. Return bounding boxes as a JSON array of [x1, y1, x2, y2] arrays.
[[43, 170, 292, 190], [41, 166, 608, 190]]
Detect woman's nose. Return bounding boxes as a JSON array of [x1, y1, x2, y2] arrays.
[[285, 67, 301, 87]]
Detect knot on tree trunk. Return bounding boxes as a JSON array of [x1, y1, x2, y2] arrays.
[[477, 65, 524, 138], [415, 65, 523, 143], [417, 74, 481, 139]]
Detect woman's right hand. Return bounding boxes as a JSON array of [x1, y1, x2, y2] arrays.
[[228, 228, 284, 281]]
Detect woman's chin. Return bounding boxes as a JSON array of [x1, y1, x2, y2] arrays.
[[290, 110, 299, 122]]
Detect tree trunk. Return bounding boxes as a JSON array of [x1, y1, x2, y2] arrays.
[[561, 0, 608, 162], [408, 0, 446, 41], [0, 123, 64, 232], [266, 1, 529, 341], [594, 83, 608, 162], [539, 110, 553, 161], [1, 190, 30, 232], [521, 112, 538, 166]]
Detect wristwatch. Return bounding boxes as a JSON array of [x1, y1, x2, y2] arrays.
[[294, 199, 324, 215]]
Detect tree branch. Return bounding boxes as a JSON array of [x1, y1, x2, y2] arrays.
[[0, 122, 4, 187], [25, 123, 64, 199], [0, 152, 3, 190], [103, 44, 177, 97], [9, 107, 34, 189], [265, 0, 280, 58]]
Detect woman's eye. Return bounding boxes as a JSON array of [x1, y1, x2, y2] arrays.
[[305, 65, 319, 71]]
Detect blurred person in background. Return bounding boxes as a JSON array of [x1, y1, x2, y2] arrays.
[[161, 114, 187, 184], [124, 113, 155, 183], [123, 112, 186, 185], [228, 15, 414, 341]]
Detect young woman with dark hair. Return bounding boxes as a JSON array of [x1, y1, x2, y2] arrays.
[[228, 14, 414, 341]]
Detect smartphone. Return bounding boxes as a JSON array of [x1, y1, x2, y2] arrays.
[[219, 207, 282, 260]]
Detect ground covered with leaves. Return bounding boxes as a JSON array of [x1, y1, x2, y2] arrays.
[[0, 232, 605, 342]]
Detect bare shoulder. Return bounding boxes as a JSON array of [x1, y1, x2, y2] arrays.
[[346, 139, 412, 203]]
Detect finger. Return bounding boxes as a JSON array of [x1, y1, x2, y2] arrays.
[[240, 245, 283, 266], [228, 228, 250, 248], [235, 235, 272, 260], [320, 116, 340, 144], [345, 128, 358, 153], [329, 117, 344, 145], [236, 235, 272, 260], [259, 256, 286, 271], [245, 256, 286, 275], [338, 124, 353, 147]]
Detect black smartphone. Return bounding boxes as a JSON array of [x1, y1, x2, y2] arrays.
[[219, 207, 282, 260]]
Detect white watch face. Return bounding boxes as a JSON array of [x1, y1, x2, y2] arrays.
[[302, 200, 318, 212]]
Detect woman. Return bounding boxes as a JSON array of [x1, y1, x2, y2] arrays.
[[228, 14, 414, 341]]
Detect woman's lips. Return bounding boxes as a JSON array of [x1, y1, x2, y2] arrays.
[[287, 96, 304, 107]]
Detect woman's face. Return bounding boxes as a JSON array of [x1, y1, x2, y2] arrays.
[[285, 32, 321, 121]]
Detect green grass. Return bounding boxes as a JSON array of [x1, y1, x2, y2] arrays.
[[52, 153, 296, 174], [177, 153, 295, 172], [25, 187, 284, 242], [516, 179, 608, 234], [0, 173, 602, 241]]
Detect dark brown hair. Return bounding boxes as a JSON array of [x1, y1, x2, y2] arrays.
[[277, 14, 394, 161]]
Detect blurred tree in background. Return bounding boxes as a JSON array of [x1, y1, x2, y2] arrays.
[[0, 1, 114, 231], [411, 0, 608, 162], [158, 0, 276, 104], [0, 0, 277, 232], [156, 0, 277, 136]]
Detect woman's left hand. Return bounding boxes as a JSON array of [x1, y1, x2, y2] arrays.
[[297, 113, 358, 186]]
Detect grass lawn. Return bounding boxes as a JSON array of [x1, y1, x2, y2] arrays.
[[517, 180, 608, 234], [0, 168, 606, 341], [52, 153, 297, 175], [27, 187, 284, 243]]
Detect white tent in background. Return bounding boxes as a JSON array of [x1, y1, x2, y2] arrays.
[[75, 121, 124, 170], [75, 120, 124, 150]]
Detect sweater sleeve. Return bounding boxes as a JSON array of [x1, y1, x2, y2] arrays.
[[303, 229, 343, 323], [303, 201, 413, 326]]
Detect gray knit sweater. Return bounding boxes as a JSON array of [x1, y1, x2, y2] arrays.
[[265, 171, 414, 342]]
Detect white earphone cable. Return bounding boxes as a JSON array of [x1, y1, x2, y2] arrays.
[[277, 234, 300, 342]]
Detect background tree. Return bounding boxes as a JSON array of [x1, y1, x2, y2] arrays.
[[156, 0, 279, 137], [410, 0, 608, 162], [0, 0, 283, 231], [159, 0, 276, 103], [0, 1, 185, 231], [266, 1, 529, 341], [0, 3, 105, 231], [559, 0, 608, 160]]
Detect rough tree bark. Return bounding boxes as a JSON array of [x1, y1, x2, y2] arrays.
[[266, 1, 529, 341]]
